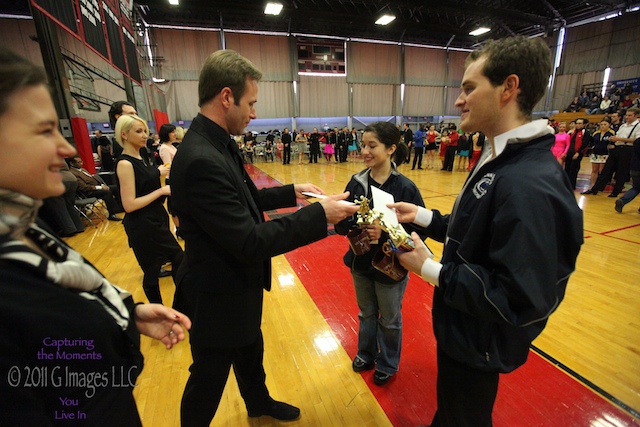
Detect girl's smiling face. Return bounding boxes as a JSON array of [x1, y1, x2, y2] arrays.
[[360, 131, 396, 170]]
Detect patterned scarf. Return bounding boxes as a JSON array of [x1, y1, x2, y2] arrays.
[[0, 189, 131, 330]]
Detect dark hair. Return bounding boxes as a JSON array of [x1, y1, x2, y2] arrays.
[[159, 123, 177, 143], [108, 101, 134, 129], [0, 48, 48, 116], [466, 36, 552, 120], [600, 116, 612, 124], [198, 49, 262, 107], [363, 121, 408, 165]]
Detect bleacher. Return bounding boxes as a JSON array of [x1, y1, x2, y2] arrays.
[[551, 111, 606, 125]]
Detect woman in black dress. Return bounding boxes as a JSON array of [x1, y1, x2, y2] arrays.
[[115, 114, 185, 304]]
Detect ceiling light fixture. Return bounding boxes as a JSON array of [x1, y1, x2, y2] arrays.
[[375, 14, 396, 25], [168, 0, 179, 5], [264, 2, 283, 15], [469, 27, 490, 36]]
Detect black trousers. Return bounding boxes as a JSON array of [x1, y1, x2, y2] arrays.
[[443, 146, 457, 171], [564, 152, 583, 189], [88, 186, 121, 215], [592, 146, 632, 194], [430, 346, 499, 427], [412, 147, 424, 169], [181, 334, 270, 427], [282, 149, 291, 164]]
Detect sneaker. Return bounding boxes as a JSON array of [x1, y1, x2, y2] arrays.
[[373, 370, 394, 386], [615, 199, 624, 213], [352, 357, 374, 373]]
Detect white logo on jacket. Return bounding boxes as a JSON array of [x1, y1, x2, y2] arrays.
[[473, 173, 495, 199]]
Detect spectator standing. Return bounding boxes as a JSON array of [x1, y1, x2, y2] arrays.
[[97, 135, 115, 171], [348, 128, 359, 162], [158, 123, 181, 236], [425, 124, 440, 169], [116, 115, 185, 304], [411, 124, 426, 170], [439, 129, 450, 169], [308, 128, 321, 163], [281, 128, 292, 165], [552, 122, 571, 166], [468, 131, 485, 170], [615, 135, 640, 212], [324, 130, 336, 162], [442, 125, 459, 171], [455, 131, 471, 171], [403, 123, 414, 164], [295, 129, 308, 164], [564, 118, 592, 189], [108, 100, 137, 158], [610, 111, 623, 132], [587, 117, 615, 188], [583, 108, 640, 196]]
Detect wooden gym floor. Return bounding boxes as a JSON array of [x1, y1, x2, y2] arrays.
[[66, 154, 640, 426]]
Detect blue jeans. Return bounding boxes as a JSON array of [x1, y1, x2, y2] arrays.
[[619, 170, 640, 205], [352, 270, 409, 375]]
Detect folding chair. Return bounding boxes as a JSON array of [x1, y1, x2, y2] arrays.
[[74, 193, 107, 227]]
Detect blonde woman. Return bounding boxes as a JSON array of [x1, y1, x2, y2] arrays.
[[295, 129, 308, 164], [116, 115, 184, 304]]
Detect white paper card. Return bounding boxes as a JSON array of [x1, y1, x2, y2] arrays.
[[370, 186, 398, 227]]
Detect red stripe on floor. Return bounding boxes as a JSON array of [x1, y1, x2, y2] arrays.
[[249, 164, 637, 426], [285, 236, 637, 426]]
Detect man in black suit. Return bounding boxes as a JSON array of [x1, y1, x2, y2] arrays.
[[280, 127, 292, 164], [170, 49, 358, 426]]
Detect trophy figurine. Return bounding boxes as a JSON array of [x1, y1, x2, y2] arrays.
[[354, 195, 415, 252]]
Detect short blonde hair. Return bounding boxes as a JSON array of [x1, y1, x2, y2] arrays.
[[175, 126, 185, 141], [115, 114, 149, 146]]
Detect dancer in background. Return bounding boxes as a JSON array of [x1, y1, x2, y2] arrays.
[[116, 115, 185, 304]]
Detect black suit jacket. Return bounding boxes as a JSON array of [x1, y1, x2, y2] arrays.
[[171, 113, 328, 348]]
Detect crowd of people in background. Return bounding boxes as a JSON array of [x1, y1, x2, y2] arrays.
[[564, 83, 639, 114], [220, 122, 485, 173], [548, 104, 640, 213]]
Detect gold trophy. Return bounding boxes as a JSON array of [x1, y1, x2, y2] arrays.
[[354, 196, 415, 253]]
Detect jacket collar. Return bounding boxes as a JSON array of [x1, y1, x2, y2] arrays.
[[491, 119, 554, 158], [353, 162, 400, 198], [191, 113, 234, 150]]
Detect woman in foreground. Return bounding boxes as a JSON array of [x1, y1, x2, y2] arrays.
[[0, 48, 190, 426]]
